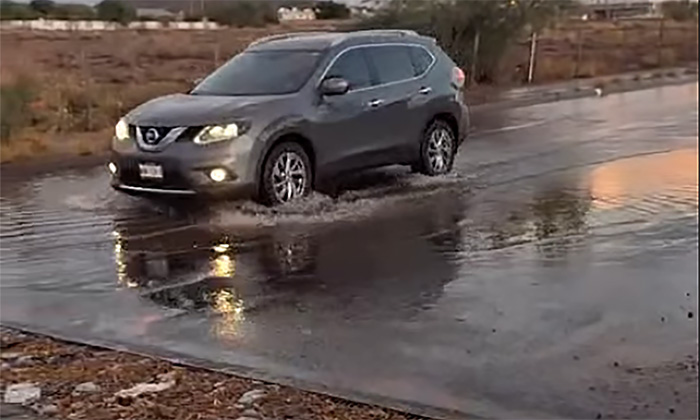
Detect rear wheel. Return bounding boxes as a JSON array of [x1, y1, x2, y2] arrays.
[[416, 120, 456, 176], [260, 142, 312, 206]]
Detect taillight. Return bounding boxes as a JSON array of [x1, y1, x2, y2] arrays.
[[452, 67, 465, 89]]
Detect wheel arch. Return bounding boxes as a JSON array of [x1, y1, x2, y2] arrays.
[[427, 112, 459, 140]]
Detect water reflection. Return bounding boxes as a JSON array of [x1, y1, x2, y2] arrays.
[[531, 187, 591, 262], [109, 189, 469, 333], [589, 148, 698, 213]]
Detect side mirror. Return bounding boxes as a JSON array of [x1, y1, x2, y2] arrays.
[[320, 77, 349, 96]]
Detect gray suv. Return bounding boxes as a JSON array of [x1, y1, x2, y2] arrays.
[[109, 30, 469, 205]]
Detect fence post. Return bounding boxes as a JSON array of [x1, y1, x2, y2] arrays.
[[81, 48, 93, 132], [619, 25, 627, 72], [573, 26, 583, 78], [214, 42, 220, 68], [657, 18, 665, 67], [470, 30, 480, 87], [527, 32, 538, 84]]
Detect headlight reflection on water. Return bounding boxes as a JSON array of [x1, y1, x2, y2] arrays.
[[112, 230, 137, 288], [211, 240, 235, 278], [210, 288, 246, 340], [209, 239, 245, 339]]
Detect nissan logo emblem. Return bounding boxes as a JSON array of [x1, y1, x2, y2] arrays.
[[144, 128, 160, 144]]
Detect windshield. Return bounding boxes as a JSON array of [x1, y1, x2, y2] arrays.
[[191, 50, 322, 96]]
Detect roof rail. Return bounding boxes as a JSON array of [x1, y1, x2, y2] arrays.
[[347, 29, 420, 38], [248, 31, 334, 48]]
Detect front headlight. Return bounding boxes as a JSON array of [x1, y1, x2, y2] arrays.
[[115, 119, 129, 141], [194, 123, 240, 145]]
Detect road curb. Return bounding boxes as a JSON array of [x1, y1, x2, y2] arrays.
[[1, 322, 505, 420]]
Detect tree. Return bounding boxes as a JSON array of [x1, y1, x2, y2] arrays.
[[53, 4, 97, 20], [355, 0, 566, 84], [315, 1, 351, 19], [661, 0, 699, 21], [96, 0, 135, 24], [0, 1, 38, 20], [28, 0, 55, 16], [209, 1, 277, 27]]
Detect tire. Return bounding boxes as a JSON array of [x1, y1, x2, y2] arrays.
[[260, 142, 312, 206], [416, 120, 456, 176]]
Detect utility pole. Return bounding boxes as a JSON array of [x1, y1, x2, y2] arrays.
[[470, 30, 480, 87], [527, 32, 538, 84]]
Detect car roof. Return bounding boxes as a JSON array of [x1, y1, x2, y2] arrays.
[[247, 30, 433, 52]]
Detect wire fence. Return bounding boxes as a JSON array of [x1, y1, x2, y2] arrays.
[[508, 19, 699, 85]]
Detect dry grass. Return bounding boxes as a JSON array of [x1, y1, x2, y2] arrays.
[[0, 128, 111, 163], [500, 19, 698, 83], [0, 19, 697, 162]]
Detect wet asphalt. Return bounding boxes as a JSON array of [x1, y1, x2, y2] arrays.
[[1, 83, 698, 419]]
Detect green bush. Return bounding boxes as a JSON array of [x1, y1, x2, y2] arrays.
[[52, 4, 97, 20], [209, 1, 278, 27], [96, 0, 135, 25], [661, 0, 699, 21], [0, 1, 39, 20], [0, 79, 35, 143], [28, 0, 55, 16], [315, 1, 351, 20]]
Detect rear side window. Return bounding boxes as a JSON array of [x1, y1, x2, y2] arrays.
[[326, 48, 372, 91], [365, 46, 415, 85], [409, 46, 434, 76]]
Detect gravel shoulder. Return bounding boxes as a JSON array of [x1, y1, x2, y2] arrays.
[[0, 328, 427, 420]]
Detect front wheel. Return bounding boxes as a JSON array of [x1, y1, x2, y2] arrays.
[[415, 120, 456, 176], [260, 142, 312, 206]]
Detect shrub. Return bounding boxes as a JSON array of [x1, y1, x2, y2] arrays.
[[28, 0, 55, 16], [96, 0, 135, 25], [0, 1, 39, 20], [52, 4, 97, 20], [315, 1, 351, 20], [661, 0, 699, 22], [0, 79, 35, 143], [209, 1, 278, 27]]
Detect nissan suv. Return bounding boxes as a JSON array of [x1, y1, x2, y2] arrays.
[[109, 30, 470, 205]]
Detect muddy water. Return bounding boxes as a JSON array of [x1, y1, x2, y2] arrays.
[[1, 83, 698, 419]]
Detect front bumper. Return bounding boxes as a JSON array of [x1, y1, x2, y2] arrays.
[[109, 151, 255, 199]]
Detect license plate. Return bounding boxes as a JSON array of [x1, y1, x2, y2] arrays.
[[139, 163, 163, 179]]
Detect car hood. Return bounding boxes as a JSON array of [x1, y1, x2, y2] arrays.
[[125, 93, 287, 127]]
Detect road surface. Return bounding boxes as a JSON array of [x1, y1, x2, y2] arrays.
[[1, 83, 698, 419]]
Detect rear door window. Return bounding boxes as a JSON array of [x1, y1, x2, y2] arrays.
[[325, 48, 372, 91], [409, 46, 434, 76], [365, 45, 415, 85]]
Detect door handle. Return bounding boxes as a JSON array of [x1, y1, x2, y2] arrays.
[[418, 87, 433, 95], [368, 99, 385, 108]]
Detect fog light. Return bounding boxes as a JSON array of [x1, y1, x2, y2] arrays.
[[209, 168, 227, 182], [108, 162, 117, 175]]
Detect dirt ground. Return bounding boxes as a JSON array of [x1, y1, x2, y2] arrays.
[[0, 328, 427, 420]]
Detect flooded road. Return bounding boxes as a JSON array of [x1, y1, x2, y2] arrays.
[[1, 83, 698, 419]]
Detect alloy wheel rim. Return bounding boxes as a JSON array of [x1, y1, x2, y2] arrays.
[[271, 151, 307, 203], [427, 127, 453, 173]]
